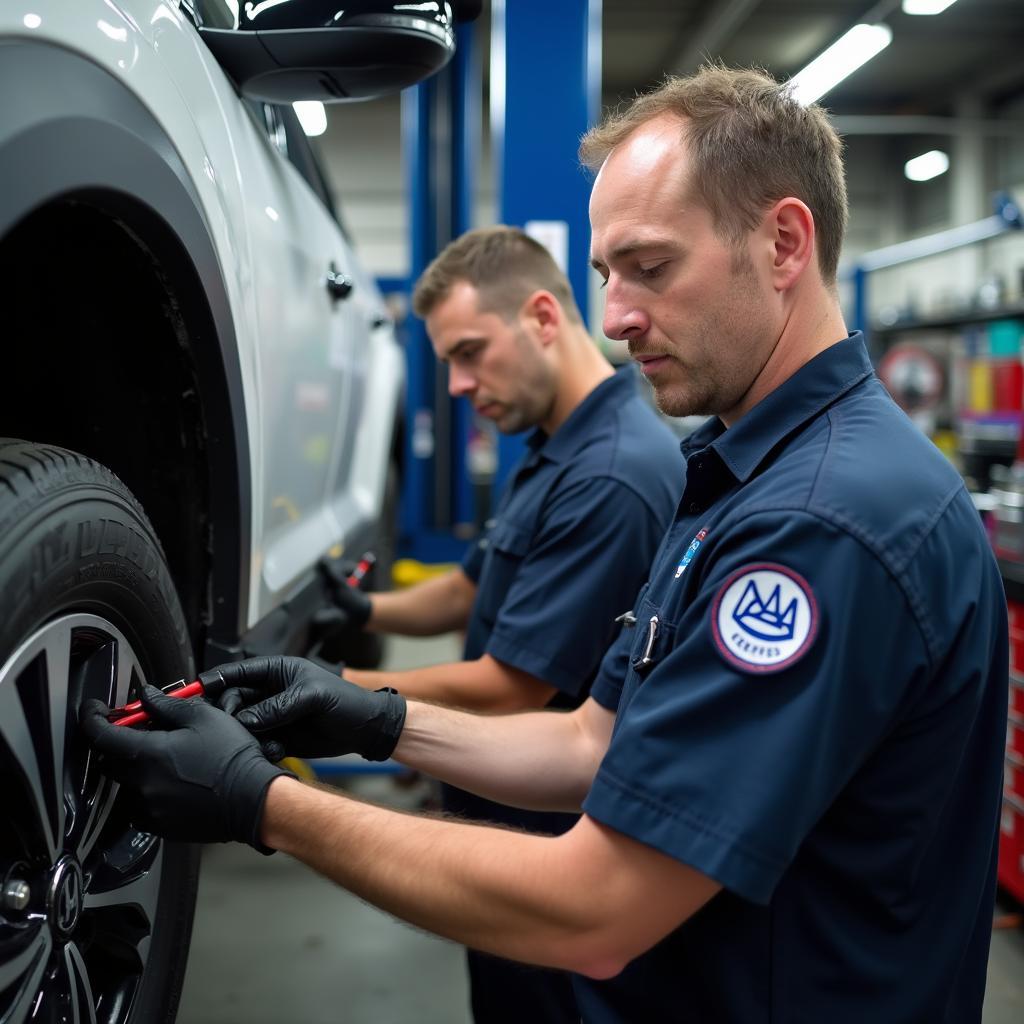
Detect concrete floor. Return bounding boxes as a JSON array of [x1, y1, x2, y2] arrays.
[[177, 634, 1024, 1023]]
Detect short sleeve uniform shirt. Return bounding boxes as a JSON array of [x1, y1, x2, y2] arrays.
[[577, 336, 1008, 1022], [449, 366, 683, 833]]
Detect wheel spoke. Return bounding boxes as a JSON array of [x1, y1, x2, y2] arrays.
[[43, 624, 73, 851], [84, 843, 163, 966], [0, 926, 52, 1011], [0, 669, 58, 860], [113, 643, 138, 709], [71, 636, 140, 861], [75, 777, 119, 865], [65, 942, 98, 1024]]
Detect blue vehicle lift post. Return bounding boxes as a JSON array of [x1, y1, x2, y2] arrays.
[[399, 21, 480, 563], [489, 0, 602, 492]]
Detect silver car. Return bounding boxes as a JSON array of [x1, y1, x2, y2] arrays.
[[0, 2, 465, 1020]]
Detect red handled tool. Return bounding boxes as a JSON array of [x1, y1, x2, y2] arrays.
[[110, 553, 376, 727], [108, 673, 228, 728], [345, 551, 376, 588]]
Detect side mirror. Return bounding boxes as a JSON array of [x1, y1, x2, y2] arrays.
[[193, 1, 479, 104]]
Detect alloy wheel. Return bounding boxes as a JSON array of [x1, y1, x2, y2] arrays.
[[0, 615, 164, 1024]]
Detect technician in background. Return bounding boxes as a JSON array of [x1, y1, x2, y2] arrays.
[[83, 67, 1007, 1022], [324, 225, 682, 1023]]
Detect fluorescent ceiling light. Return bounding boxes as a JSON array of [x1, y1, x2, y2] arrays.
[[293, 101, 327, 137], [902, 0, 958, 13], [904, 150, 949, 182], [790, 23, 893, 106]]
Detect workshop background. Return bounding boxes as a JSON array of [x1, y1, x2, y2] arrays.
[[179, 1, 1024, 1021]]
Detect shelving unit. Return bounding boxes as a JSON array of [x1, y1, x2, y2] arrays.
[[871, 302, 1024, 336], [854, 202, 1024, 905]]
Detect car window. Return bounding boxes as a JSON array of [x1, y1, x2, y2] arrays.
[[185, 0, 238, 30], [277, 105, 347, 235]]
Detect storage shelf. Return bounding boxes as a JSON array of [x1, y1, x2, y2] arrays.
[[1000, 558, 1024, 604], [871, 304, 1024, 335]]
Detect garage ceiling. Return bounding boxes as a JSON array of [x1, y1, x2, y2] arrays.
[[601, 0, 1024, 114]]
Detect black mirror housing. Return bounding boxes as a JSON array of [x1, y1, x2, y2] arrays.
[[194, 1, 463, 104]]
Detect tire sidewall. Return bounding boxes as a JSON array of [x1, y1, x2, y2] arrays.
[[0, 478, 189, 686], [0, 445, 199, 1024]]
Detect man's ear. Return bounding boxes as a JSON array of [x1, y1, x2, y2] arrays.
[[520, 290, 562, 345], [764, 198, 815, 292]]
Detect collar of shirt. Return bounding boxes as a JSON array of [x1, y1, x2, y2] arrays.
[[681, 332, 874, 488], [523, 364, 640, 465]]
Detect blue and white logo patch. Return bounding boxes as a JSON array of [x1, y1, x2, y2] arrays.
[[711, 563, 818, 673]]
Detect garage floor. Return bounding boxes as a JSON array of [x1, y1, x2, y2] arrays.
[[176, 634, 1024, 1024]]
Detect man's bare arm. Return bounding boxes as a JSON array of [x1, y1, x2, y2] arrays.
[[392, 697, 614, 813], [345, 654, 558, 712], [366, 569, 476, 636], [261, 781, 720, 978]]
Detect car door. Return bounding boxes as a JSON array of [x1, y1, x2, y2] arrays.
[[233, 100, 367, 616]]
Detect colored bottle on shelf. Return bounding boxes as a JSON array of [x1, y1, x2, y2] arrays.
[[989, 319, 1024, 414]]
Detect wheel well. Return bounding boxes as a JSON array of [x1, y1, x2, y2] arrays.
[[0, 197, 218, 655]]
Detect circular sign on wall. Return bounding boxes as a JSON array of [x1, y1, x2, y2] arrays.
[[877, 344, 944, 413]]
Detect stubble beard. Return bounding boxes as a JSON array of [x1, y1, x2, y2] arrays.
[[649, 346, 741, 419]]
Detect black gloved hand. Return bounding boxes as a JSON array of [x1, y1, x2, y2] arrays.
[[79, 684, 291, 851], [320, 560, 373, 629], [208, 655, 406, 761]]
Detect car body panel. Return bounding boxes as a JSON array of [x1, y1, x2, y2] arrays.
[[0, 0, 403, 630]]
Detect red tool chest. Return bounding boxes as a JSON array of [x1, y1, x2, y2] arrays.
[[1000, 601, 1024, 903]]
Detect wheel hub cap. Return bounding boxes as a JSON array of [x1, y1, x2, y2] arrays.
[[47, 855, 84, 939]]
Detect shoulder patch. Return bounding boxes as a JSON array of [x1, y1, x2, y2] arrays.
[[711, 563, 818, 673]]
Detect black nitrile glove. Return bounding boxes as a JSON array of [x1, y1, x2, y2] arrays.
[[209, 655, 406, 761], [79, 684, 291, 851], [320, 560, 373, 629]]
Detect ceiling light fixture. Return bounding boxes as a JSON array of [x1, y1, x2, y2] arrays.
[[902, 0, 959, 14], [904, 150, 950, 182], [790, 23, 893, 106], [293, 101, 327, 137]]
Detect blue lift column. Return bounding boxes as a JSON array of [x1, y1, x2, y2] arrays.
[[399, 22, 479, 562], [490, 0, 602, 490]]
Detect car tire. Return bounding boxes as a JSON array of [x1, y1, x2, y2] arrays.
[[0, 440, 199, 1024]]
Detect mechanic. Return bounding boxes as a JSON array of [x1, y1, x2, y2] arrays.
[[331, 225, 682, 1022], [83, 66, 1008, 1022]]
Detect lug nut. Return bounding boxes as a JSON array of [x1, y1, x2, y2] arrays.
[[3, 880, 31, 912]]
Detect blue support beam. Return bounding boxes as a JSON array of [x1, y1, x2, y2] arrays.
[[490, 0, 602, 491], [400, 83, 436, 548], [398, 22, 480, 563], [451, 21, 479, 529]]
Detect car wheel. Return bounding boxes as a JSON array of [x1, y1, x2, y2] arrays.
[[0, 440, 199, 1024]]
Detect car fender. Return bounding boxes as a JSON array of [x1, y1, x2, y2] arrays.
[[0, 35, 252, 642]]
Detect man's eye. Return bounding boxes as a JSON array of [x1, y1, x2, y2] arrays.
[[598, 278, 608, 290], [638, 263, 666, 280]]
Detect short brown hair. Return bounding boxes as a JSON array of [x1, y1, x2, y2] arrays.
[[412, 225, 582, 322], [579, 65, 848, 284]]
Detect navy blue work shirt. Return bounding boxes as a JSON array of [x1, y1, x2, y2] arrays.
[[576, 335, 1007, 1022], [448, 365, 682, 833]]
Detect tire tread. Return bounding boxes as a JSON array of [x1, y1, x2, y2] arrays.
[[0, 439, 157, 552]]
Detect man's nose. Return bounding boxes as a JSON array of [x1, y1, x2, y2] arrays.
[[602, 283, 650, 341], [448, 363, 476, 398]]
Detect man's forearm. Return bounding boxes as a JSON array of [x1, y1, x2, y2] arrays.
[[367, 570, 475, 636], [392, 699, 609, 813], [261, 777, 614, 975], [345, 655, 557, 713]]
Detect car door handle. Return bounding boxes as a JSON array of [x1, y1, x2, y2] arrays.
[[326, 264, 354, 302]]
